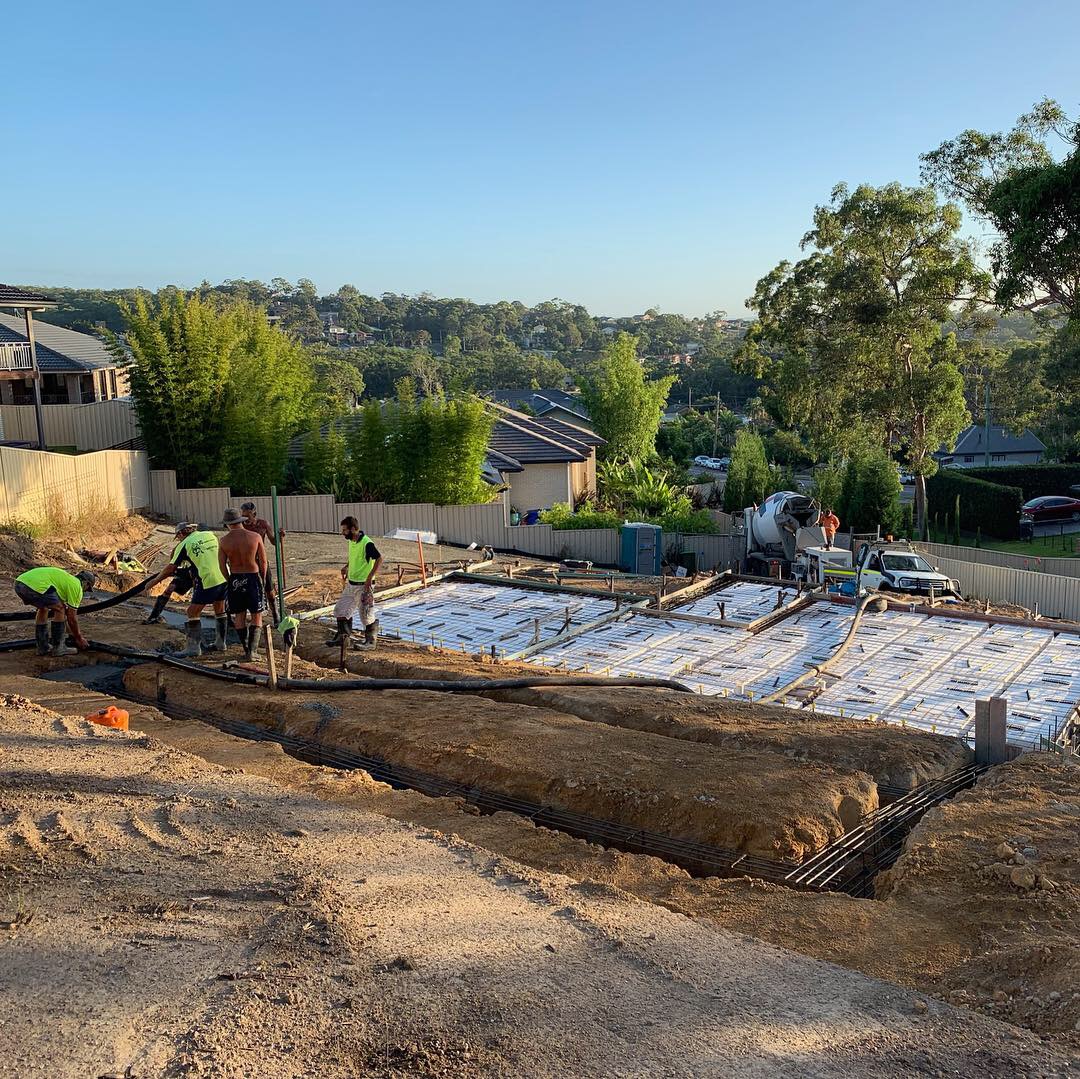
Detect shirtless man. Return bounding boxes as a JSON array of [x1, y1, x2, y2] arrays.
[[218, 508, 268, 661]]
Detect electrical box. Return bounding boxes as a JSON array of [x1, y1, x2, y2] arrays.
[[620, 522, 662, 575]]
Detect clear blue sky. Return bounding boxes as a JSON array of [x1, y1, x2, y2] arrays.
[[5, 0, 1078, 315]]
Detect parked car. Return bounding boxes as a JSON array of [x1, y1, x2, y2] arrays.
[[692, 455, 713, 467], [1019, 495, 1080, 525]]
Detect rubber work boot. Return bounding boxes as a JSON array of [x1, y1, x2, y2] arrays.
[[215, 615, 230, 653], [143, 590, 171, 625], [180, 619, 202, 658], [49, 619, 74, 657], [326, 617, 350, 646], [244, 625, 260, 662], [354, 620, 379, 650], [34, 623, 50, 656]]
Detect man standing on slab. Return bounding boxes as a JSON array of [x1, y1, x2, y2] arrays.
[[328, 516, 382, 650], [219, 508, 268, 662]]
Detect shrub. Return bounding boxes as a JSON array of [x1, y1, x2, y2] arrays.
[[657, 503, 720, 534], [540, 502, 622, 531], [844, 450, 901, 534], [723, 429, 771, 511], [926, 470, 1023, 540], [965, 464, 1080, 500]]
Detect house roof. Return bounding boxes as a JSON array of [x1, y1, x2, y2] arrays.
[[0, 313, 117, 374], [488, 387, 591, 423], [0, 284, 57, 309], [942, 425, 1047, 457]]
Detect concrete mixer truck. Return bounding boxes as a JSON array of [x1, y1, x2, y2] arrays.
[[740, 491, 826, 577]]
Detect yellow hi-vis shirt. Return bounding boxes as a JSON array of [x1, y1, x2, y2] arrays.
[[347, 535, 378, 584], [16, 567, 84, 608], [176, 531, 226, 589]]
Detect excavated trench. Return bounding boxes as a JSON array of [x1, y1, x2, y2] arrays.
[[122, 660, 878, 867]]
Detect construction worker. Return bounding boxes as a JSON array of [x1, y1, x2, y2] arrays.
[[14, 567, 95, 656], [328, 516, 382, 649], [143, 522, 197, 625], [239, 502, 284, 611], [820, 507, 840, 550], [219, 508, 268, 661], [143, 524, 228, 657]]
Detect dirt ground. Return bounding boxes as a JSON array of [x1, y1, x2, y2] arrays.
[[10, 695, 1077, 1078]]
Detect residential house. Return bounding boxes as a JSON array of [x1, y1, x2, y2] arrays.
[[936, 425, 1046, 469], [0, 309, 127, 406], [487, 402, 603, 513], [488, 388, 595, 433]]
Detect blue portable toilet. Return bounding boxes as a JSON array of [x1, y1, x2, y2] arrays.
[[620, 522, 662, 574]]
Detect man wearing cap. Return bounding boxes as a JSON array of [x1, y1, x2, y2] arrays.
[[239, 502, 284, 612], [143, 522, 198, 625], [328, 516, 382, 649], [143, 524, 228, 657], [14, 566, 95, 656], [219, 508, 268, 661]]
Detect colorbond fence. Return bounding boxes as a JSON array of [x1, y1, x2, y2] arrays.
[[917, 540, 1080, 578], [933, 555, 1080, 621], [0, 399, 140, 452], [0, 445, 150, 522], [147, 470, 745, 571]]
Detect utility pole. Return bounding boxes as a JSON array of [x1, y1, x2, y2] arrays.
[[983, 382, 991, 467], [24, 309, 46, 450], [712, 395, 721, 457]]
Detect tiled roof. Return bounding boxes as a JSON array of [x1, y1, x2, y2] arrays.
[[0, 284, 57, 308], [488, 387, 591, 422], [945, 425, 1047, 456], [0, 313, 117, 374]]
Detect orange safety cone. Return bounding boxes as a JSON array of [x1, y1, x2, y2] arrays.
[[86, 705, 129, 732]]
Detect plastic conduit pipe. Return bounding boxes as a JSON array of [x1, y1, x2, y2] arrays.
[[0, 578, 153, 622], [753, 590, 887, 706]]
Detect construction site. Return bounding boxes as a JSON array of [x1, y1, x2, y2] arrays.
[[1, 513, 1079, 1077]]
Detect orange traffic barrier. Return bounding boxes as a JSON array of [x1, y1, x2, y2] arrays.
[[86, 705, 129, 731]]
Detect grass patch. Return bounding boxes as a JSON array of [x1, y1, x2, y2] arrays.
[[1, 497, 125, 547], [927, 528, 1080, 557]]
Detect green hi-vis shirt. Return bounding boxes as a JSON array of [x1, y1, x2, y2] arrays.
[[347, 534, 380, 584], [16, 567, 84, 608], [176, 531, 226, 589]]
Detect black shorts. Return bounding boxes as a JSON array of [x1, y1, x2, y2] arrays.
[[14, 581, 63, 609], [192, 580, 228, 605], [226, 573, 265, 614]]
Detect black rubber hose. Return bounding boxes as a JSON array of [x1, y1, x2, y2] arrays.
[[0, 639, 36, 652], [86, 640, 691, 694], [0, 578, 153, 622]]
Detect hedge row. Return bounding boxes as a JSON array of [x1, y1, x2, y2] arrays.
[[964, 464, 1080, 500], [926, 470, 1023, 540]]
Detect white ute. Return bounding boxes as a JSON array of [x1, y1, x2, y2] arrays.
[[854, 541, 960, 598]]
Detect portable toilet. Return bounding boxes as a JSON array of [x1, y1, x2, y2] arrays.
[[620, 522, 662, 575]]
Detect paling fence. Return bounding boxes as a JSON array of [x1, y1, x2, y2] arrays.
[[933, 555, 1080, 621], [0, 445, 150, 521], [0, 399, 141, 452], [147, 469, 746, 571], [917, 540, 1080, 578]]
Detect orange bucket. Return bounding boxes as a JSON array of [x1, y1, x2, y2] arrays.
[[86, 705, 129, 732]]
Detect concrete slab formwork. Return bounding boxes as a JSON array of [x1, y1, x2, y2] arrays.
[[368, 578, 1080, 750]]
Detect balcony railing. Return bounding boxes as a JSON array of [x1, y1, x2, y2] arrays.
[[0, 342, 33, 371]]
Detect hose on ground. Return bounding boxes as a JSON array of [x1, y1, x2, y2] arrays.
[[753, 590, 886, 706], [0, 639, 36, 652], [85, 640, 693, 694], [0, 577, 153, 622]]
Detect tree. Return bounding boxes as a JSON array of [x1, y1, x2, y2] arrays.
[[921, 99, 1079, 317], [843, 450, 901, 533], [116, 291, 314, 490], [739, 182, 988, 533], [722, 429, 771, 511], [578, 332, 675, 461]]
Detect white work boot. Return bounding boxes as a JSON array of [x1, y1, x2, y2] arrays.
[[180, 619, 202, 658], [49, 620, 75, 657]]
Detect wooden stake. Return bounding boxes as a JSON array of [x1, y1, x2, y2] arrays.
[[417, 535, 427, 586], [264, 624, 278, 690]]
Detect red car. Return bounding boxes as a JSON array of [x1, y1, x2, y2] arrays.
[[1020, 495, 1080, 524]]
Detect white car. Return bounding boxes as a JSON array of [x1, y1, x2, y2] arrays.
[[692, 455, 713, 467]]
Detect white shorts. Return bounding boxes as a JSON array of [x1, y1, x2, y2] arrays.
[[334, 582, 376, 627]]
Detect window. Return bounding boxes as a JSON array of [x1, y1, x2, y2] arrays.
[[868, 553, 883, 572], [108, 369, 118, 398], [963, 455, 974, 463], [991, 454, 1007, 462]]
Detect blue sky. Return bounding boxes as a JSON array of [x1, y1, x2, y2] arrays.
[[5, 0, 1078, 315]]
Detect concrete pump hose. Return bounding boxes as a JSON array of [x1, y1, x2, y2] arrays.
[[0, 578, 153, 622], [753, 591, 887, 707], [86, 641, 694, 694]]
